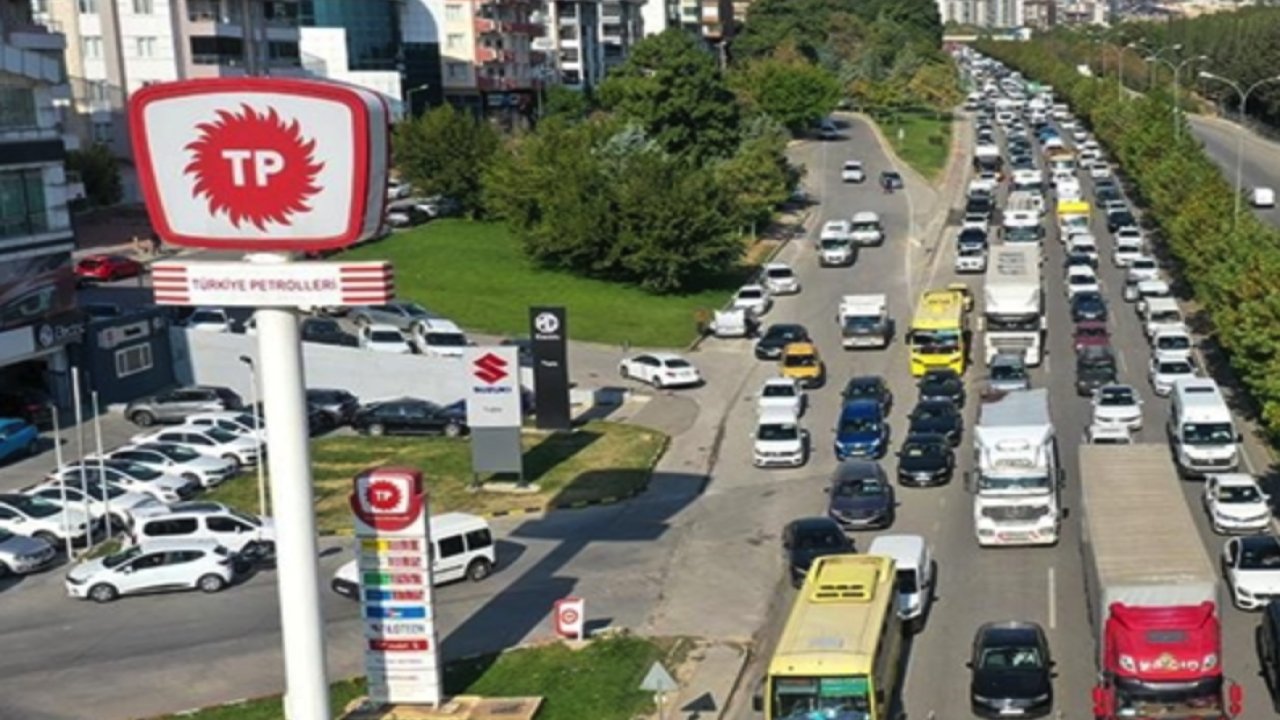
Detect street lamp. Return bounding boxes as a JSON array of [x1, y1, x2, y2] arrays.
[[1198, 70, 1280, 229], [405, 82, 430, 118], [1144, 48, 1207, 141], [239, 354, 268, 518], [1117, 42, 1140, 102]]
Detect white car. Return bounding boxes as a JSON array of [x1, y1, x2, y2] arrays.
[[130, 502, 275, 556], [409, 318, 469, 358], [1203, 474, 1271, 535], [954, 245, 988, 273], [185, 412, 266, 443], [0, 493, 91, 548], [1088, 161, 1112, 180], [1222, 535, 1280, 611], [760, 262, 800, 295], [359, 323, 412, 354], [51, 461, 199, 504], [23, 481, 160, 530], [820, 219, 852, 243], [1072, 128, 1088, 143], [185, 307, 233, 333], [107, 442, 238, 488], [752, 409, 807, 468], [1066, 233, 1099, 263], [849, 212, 884, 246], [64, 538, 241, 603], [1252, 187, 1276, 208], [619, 353, 702, 389], [1065, 266, 1101, 298], [1086, 423, 1133, 445], [1124, 278, 1171, 305], [757, 377, 804, 417], [841, 160, 865, 183], [1141, 298, 1186, 341], [1125, 256, 1160, 285], [0, 529, 56, 577], [733, 284, 772, 316], [1152, 326, 1194, 358], [1091, 384, 1143, 431], [130, 425, 261, 468], [1148, 351, 1198, 397]]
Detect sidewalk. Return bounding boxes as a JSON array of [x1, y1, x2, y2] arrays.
[[661, 641, 749, 720]]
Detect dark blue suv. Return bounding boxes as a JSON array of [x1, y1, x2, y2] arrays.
[[835, 399, 889, 460]]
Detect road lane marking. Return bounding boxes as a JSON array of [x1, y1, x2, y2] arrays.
[[1047, 566, 1057, 630]]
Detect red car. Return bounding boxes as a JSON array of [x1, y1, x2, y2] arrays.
[[1073, 320, 1110, 350], [75, 254, 144, 283]]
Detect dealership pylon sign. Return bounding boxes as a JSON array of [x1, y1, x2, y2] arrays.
[[350, 467, 443, 706]]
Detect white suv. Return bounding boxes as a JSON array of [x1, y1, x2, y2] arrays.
[[65, 538, 241, 603], [130, 502, 276, 557], [23, 481, 160, 531], [409, 318, 470, 358], [130, 426, 261, 468], [752, 409, 807, 468]]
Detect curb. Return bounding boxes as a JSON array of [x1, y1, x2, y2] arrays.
[[717, 643, 756, 720]]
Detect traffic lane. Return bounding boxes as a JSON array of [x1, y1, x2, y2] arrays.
[[1188, 117, 1280, 228]]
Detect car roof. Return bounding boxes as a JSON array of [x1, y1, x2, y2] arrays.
[[763, 262, 791, 271], [647, 352, 686, 361], [133, 537, 227, 551], [758, 408, 800, 424], [832, 459, 882, 483], [366, 323, 403, 332], [852, 211, 880, 222], [763, 377, 798, 388], [866, 534, 926, 565], [783, 342, 817, 354], [1154, 350, 1193, 362], [789, 516, 843, 534], [160, 501, 232, 516], [430, 512, 488, 534], [739, 284, 766, 293], [1211, 473, 1258, 487], [419, 318, 462, 332]]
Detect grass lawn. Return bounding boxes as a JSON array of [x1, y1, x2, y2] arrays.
[[340, 220, 740, 348], [206, 421, 667, 532], [878, 110, 953, 180], [158, 635, 681, 720]]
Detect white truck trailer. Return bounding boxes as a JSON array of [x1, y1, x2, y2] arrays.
[[969, 388, 1061, 547], [837, 294, 892, 349], [982, 246, 1044, 365]]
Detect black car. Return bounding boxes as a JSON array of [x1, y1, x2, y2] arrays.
[[301, 317, 358, 347], [1093, 177, 1119, 200], [0, 387, 52, 428], [1106, 208, 1137, 233], [880, 171, 904, 190], [917, 368, 965, 407], [826, 460, 895, 530], [1075, 346, 1118, 397], [957, 227, 989, 249], [755, 323, 811, 360], [351, 398, 468, 437], [1070, 291, 1108, 323], [969, 621, 1054, 719], [842, 375, 892, 415], [782, 517, 854, 588], [1064, 251, 1096, 271], [965, 195, 994, 220], [896, 433, 954, 487], [306, 388, 361, 428], [908, 399, 963, 445]]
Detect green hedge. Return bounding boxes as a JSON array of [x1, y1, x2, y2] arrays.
[[977, 40, 1280, 434]]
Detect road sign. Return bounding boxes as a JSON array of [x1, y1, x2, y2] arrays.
[[150, 260, 393, 307], [129, 78, 389, 252], [640, 661, 679, 693], [553, 596, 585, 640]]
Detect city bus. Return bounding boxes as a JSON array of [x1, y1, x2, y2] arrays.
[[757, 555, 904, 720], [908, 288, 968, 376]]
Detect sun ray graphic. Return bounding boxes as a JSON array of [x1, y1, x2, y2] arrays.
[[183, 104, 325, 231]]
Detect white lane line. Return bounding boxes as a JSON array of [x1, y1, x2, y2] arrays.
[[1047, 566, 1057, 630], [1116, 348, 1128, 375]]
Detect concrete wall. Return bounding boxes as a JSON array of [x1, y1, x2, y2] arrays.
[[169, 328, 532, 406]]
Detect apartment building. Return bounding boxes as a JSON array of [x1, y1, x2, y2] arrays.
[[540, 0, 641, 90], [640, 0, 732, 43], [428, 0, 548, 115], [0, 0, 87, 408], [35, 0, 304, 200], [936, 0, 1025, 27]]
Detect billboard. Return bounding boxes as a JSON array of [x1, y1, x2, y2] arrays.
[[529, 306, 571, 430]]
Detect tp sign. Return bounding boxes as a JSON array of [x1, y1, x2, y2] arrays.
[[554, 596, 585, 640], [151, 260, 394, 307], [129, 78, 389, 252]]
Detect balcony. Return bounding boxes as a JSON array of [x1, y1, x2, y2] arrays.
[[6, 24, 66, 53], [476, 47, 517, 64]]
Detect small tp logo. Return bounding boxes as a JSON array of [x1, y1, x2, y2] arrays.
[[473, 352, 508, 385], [350, 468, 425, 532]]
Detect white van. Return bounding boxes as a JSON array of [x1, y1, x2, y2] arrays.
[[867, 534, 934, 632], [331, 512, 497, 599], [850, 212, 885, 246], [1140, 297, 1185, 340], [1169, 379, 1240, 476]]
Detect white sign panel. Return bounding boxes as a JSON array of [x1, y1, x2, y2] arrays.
[[151, 260, 393, 307], [349, 468, 442, 706], [464, 346, 522, 429]]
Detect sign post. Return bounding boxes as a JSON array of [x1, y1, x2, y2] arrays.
[[553, 596, 585, 640], [130, 77, 390, 720], [464, 346, 524, 481], [529, 306, 571, 430], [350, 468, 443, 706]]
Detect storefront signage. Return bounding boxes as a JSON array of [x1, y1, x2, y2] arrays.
[[464, 346, 521, 429], [129, 78, 389, 252], [151, 261, 394, 307], [350, 467, 442, 706]]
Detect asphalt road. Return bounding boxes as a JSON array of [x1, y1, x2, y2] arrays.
[[1188, 115, 1280, 228], [727, 113, 1278, 720]]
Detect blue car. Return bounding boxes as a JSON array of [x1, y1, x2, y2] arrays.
[[834, 399, 889, 460], [0, 417, 39, 464]]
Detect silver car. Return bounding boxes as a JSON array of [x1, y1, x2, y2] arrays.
[[350, 301, 432, 331], [0, 529, 56, 577], [124, 386, 243, 427], [986, 353, 1030, 394]]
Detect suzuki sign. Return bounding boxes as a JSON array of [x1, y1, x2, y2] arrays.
[[464, 346, 521, 429], [129, 78, 389, 252]]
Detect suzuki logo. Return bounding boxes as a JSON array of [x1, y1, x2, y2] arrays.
[[473, 352, 508, 385]]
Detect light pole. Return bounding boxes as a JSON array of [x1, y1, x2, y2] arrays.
[[1198, 70, 1280, 229], [1145, 48, 1207, 141], [405, 82, 430, 119], [239, 354, 268, 518], [1117, 42, 1139, 102]]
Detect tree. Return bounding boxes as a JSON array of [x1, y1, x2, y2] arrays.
[[731, 45, 843, 134], [598, 30, 741, 161], [65, 144, 121, 207], [541, 85, 593, 122], [393, 105, 499, 216], [715, 117, 795, 228], [907, 61, 962, 115]]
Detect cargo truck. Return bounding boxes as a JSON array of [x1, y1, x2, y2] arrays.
[[1079, 444, 1243, 719], [838, 294, 893, 349], [982, 246, 1044, 365], [967, 388, 1061, 547]]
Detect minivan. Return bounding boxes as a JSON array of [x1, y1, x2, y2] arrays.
[[1169, 379, 1240, 476], [130, 502, 275, 557], [331, 512, 497, 599], [867, 534, 934, 632]]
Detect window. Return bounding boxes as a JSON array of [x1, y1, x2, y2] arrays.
[[207, 517, 249, 533], [143, 518, 199, 537], [115, 343, 153, 378], [78, 0, 97, 13], [465, 528, 493, 551], [132, 0, 154, 13], [82, 36, 103, 59], [88, 81, 109, 103], [446, 62, 467, 80], [0, 87, 37, 131], [262, 1, 298, 22], [92, 121, 113, 144], [165, 550, 202, 564], [268, 41, 300, 65], [0, 170, 49, 240], [134, 37, 156, 57], [189, 36, 244, 66], [128, 553, 167, 570], [446, 34, 464, 50], [445, 4, 464, 20], [437, 535, 465, 559]]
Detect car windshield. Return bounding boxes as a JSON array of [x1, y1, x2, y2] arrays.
[[912, 330, 960, 354], [794, 529, 847, 551], [762, 384, 796, 398], [1220, 486, 1262, 504], [425, 332, 467, 347], [820, 238, 848, 250], [1158, 359, 1194, 374], [1098, 388, 1135, 406], [1077, 326, 1107, 339], [784, 353, 818, 368], [852, 222, 878, 233], [836, 480, 885, 497], [903, 442, 941, 459], [840, 416, 878, 434], [759, 423, 800, 441], [1157, 335, 1191, 351], [1181, 422, 1235, 445], [897, 568, 919, 594], [304, 319, 340, 334], [5, 495, 61, 518], [913, 405, 951, 421], [1151, 310, 1182, 323], [229, 508, 263, 526], [1079, 355, 1115, 371], [738, 289, 764, 300], [844, 316, 880, 330], [772, 676, 871, 720], [766, 267, 793, 279], [204, 427, 239, 444], [978, 474, 1050, 491], [155, 444, 199, 461], [991, 363, 1026, 380], [370, 330, 404, 343], [1239, 542, 1280, 570], [765, 327, 805, 343], [401, 304, 430, 318], [102, 545, 144, 569], [844, 382, 878, 399], [979, 644, 1044, 670]]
